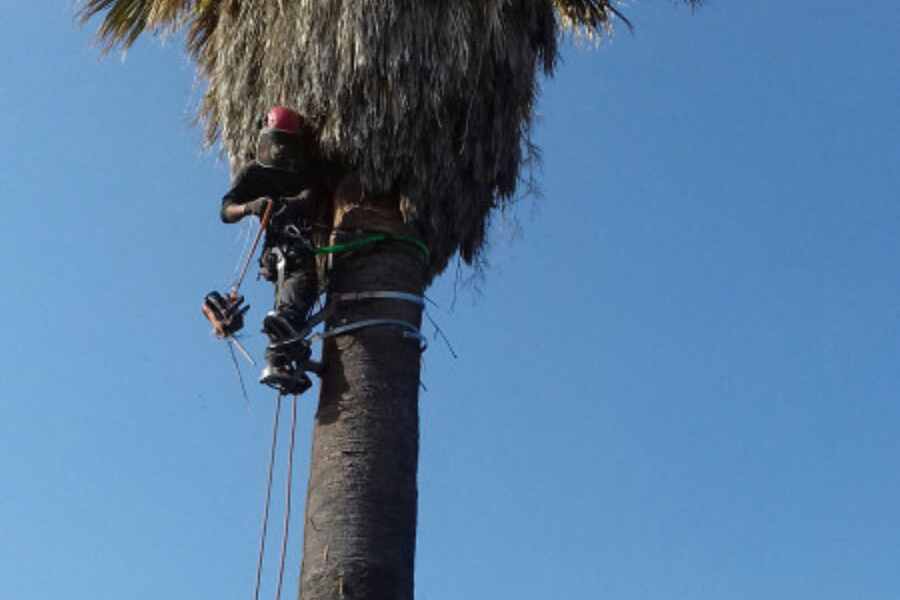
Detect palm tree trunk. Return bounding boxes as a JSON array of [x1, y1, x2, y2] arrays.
[[299, 189, 425, 600]]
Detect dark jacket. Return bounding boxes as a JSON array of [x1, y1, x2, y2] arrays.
[[221, 162, 320, 248]]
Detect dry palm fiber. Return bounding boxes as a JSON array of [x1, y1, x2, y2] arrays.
[[81, 0, 700, 277], [194, 0, 557, 277]]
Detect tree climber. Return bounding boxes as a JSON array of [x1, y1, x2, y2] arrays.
[[217, 106, 324, 395]]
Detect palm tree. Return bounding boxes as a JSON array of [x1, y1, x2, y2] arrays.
[[81, 1, 699, 598]]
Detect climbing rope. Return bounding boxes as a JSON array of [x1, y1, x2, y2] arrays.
[[252, 393, 300, 600], [232, 199, 274, 297], [275, 395, 299, 600], [253, 393, 282, 600], [227, 339, 252, 411]]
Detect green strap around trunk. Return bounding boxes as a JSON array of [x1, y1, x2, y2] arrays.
[[314, 233, 430, 261]]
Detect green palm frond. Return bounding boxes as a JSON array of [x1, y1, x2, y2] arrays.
[[554, 0, 632, 36], [186, 0, 233, 58], [78, 0, 193, 49], [554, 0, 701, 38]]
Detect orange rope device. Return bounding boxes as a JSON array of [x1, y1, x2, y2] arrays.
[[202, 199, 274, 338], [231, 199, 274, 299]]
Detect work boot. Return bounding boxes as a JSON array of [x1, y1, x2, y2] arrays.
[[266, 337, 312, 365], [262, 309, 307, 339], [259, 365, 312, 396], [262, 311, 297, 340], [263, 309, 312, 363]]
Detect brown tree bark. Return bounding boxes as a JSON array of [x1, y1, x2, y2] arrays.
[[299, 179, 425, 600]]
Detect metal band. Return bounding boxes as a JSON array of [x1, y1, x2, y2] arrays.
[[312, 318, 427, 352], [272, 246, 287, 293], [332, 291, 425, 306]]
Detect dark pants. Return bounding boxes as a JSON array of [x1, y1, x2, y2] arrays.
[[276, 257, 318, 328], [262, 248, 318, 371], [263, 245, 319, 331]]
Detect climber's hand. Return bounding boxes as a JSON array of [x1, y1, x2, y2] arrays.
[[245, 197, 275, 217]]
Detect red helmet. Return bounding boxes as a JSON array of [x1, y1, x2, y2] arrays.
[[265, 106, 302, 134]]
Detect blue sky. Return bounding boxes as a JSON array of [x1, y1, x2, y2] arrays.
[[1, 2, 899, 599]]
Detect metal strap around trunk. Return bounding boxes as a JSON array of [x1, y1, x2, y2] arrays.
[[311, 318, 428, 352], [331, 290, 425, 306]]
